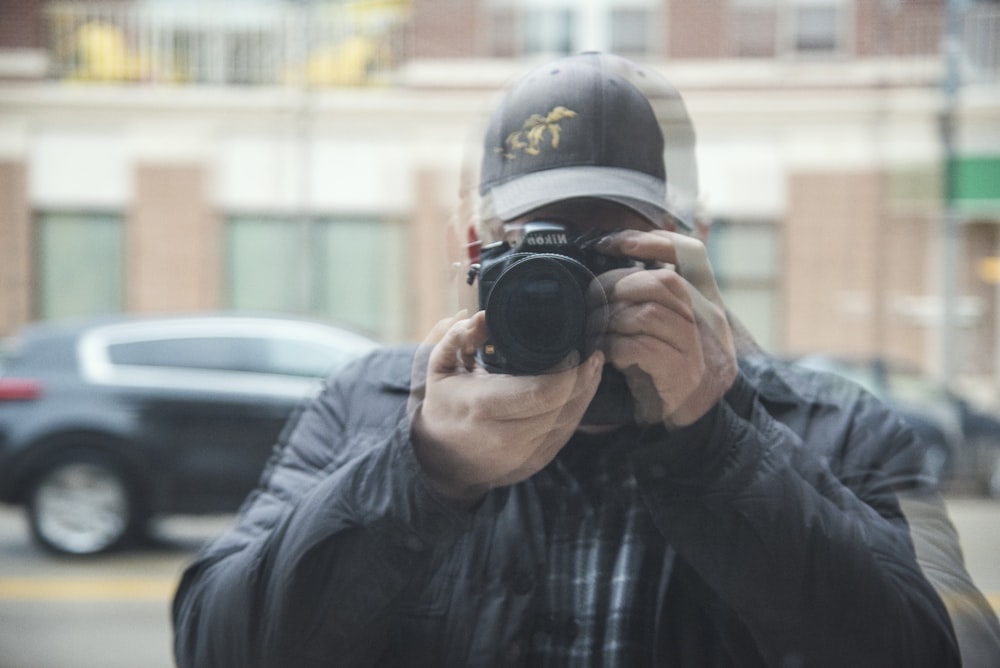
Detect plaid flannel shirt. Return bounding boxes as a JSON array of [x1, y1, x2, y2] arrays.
[[525, 431, 676, 667]]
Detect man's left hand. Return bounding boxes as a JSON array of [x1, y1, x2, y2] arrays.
[[595, 229, 737, 427]]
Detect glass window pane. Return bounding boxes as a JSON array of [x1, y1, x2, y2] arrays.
[[610, 9, 652, 56], [109, 337, 260, 372], [37, 212, 123, 320], [265, 338, 356, 378], [708, 220, 782, 351], [522, 9, 575, 55], [710, 223, 780, 281], [724, 287, 778, 350], [313, 218, 409, 337], [227, 216, 408, 340], [794, 4, 840, 53], [227, 217, 305, 313]]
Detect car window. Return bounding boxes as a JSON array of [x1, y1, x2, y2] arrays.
[[108, 337, 264, 373], [106, 335, 357, 379], [263, 339, 357, 378]]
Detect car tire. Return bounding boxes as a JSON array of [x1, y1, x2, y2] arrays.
[[26, 453, 138, 556]]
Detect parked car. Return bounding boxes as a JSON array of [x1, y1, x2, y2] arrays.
[[0, 313, 378, 555], [794, 355, 1000, 497]]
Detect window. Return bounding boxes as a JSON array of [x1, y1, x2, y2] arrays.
[[522, 8, 576, 55], [708, 219, 783, 351], [227, 217, 304, 314], [36, 212, 123, 320], [265, 338, 358, 378], [310, 218, 408, 338], [790, 0, 845, 55], [610, 8, 654, 56], [226, 216, 409, 339], [108, 335, 351, 378], [793, 3, 839, 53], [729, 0, 847, 58], [109, 337, 259, 372], [486, 1, 661, 58]]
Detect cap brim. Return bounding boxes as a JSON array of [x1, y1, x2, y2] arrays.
[[488, 165, 690, 230]]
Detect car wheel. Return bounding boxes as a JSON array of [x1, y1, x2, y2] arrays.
[[27, 455, 136, 556]]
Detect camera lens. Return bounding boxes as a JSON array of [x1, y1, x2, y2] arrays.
[[484, 254, 604, 374]]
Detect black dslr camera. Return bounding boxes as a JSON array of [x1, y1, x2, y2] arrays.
[[467, 221, 635, 375]]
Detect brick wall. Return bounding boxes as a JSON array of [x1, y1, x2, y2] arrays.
[[0, 161, 32, 336], [128, 164, 220, 313], [854, 0, 945, 58], [666, 0, 728, 59], [0, 0, 44, 49], [409, 0, 483, 58], [784, 169, 931, 365]]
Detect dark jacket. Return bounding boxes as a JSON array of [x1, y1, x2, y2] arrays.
[[172, 346, 967, 667]]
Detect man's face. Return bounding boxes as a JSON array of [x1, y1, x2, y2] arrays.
[[495, 198, 668, 245]]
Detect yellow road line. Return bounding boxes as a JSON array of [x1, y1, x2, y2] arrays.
[[0, 577, 177, 601]]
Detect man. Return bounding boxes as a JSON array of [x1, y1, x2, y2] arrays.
[[173, 53, 997, 667]]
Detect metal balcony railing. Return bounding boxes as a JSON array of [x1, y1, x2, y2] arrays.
[[45, 1, 410, 87], [42, 1, 997, 88]]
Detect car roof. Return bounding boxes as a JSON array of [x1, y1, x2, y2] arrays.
[[8, 312, 375, 339], [2, 312, 377, 374]]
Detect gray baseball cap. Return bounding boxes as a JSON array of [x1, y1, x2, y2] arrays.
[[478, 52, 697, 230]]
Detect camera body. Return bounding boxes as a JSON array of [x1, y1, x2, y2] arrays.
[[469, 221, 634, 375]]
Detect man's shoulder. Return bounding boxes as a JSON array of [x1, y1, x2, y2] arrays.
[[335, 343, 418, 392], [739, 354, 873, 409]]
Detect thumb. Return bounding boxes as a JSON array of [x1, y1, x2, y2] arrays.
[[410, 310, 468, 404], [428, 311, 488, 377]]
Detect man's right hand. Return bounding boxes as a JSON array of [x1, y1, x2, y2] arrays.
[[409, 311, 604, 506]]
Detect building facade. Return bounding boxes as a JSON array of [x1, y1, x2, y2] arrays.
[[1, 0, 998, 387]]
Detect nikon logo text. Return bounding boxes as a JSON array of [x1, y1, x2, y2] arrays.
[[524, 234, 568, 246]]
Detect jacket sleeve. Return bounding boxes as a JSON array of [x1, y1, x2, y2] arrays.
[[628, 369, 964, 667], [171, 349, 472, 668], [898, 490, 1000, 668]]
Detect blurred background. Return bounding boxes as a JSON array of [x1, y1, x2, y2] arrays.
[[0, 0, 996, 380]]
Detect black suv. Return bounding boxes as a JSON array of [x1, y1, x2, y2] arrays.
[[0, 314, 377, 555]]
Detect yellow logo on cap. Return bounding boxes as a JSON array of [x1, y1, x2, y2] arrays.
[[499, 106, 577, 159]]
